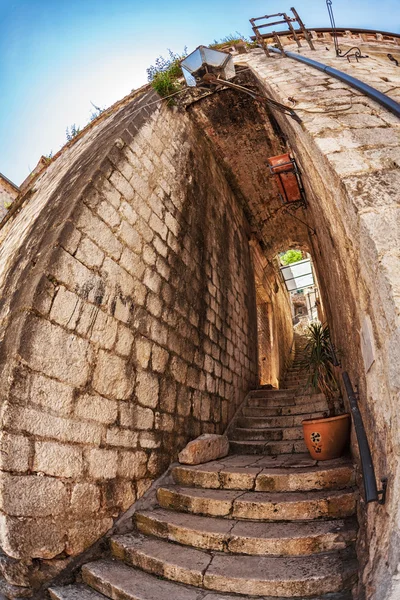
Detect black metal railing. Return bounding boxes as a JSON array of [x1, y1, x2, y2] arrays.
[[329, 345, 387, 504]]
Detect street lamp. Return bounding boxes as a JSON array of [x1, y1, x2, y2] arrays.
[[181, 45, 301, 123], [181, 45, 236, 87]]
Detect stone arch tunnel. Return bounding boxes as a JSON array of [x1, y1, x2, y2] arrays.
[[0, 31, 399, 599]]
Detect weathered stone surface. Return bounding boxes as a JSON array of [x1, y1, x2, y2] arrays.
[[109, 533, 357, 596], [66, 518, 113, 555], [111, 534, 210, 586], [135, 371, 159, 409], [0, 552, 31, 586], [0, 432, 30, 473], [70, 484, 100, 514], [135, 508, 357, 555], [74, 393, 118, 424], [50, 584, 106, 600], [86, 448, 118, 479], [92, 351, 134, 400], [172, 458, 354, 493], [158, 485, 356, 520], [178, 435, 229, 466], [82, 560, 201, 600], [0, 514, 65, 559], [29, 372, 75, 415], [0, 474, 68, 517], [33, 441, 83, 478], [20, 315, 93, 386], [4, 405, 104, 445], [117, 450, 148, 479], [203, 550, 357, 596]]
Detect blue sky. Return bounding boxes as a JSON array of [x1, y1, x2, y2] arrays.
[[0, 0, 399, 185]]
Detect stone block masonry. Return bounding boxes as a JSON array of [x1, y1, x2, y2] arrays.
[[0, 87, 257, 595]]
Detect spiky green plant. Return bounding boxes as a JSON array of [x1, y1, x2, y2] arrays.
[[302, 322, 338, 416], [151, 70, 182, 104], [147, 48, 187, 104]]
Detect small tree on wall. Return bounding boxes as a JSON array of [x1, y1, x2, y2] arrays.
[[281, 249, 303, 265]]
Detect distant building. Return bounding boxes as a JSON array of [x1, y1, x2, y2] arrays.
[[0, 173, 20, 221], [19, 156, 49, 194]]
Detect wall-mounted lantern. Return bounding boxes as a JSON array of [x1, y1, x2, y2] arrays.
[[267, 153, 306, 207], [181, 45, 301, 123], [181, 46, 236, 87]]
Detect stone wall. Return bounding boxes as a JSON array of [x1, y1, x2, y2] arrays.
[[252, 241, 293, 387], [241, 44, 400, 599], [0, 88, 257, 595]]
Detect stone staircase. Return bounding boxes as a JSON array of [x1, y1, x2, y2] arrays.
[[49, 336, 358, 600]]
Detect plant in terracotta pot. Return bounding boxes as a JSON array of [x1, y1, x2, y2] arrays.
[[301, 322, 351, 461]]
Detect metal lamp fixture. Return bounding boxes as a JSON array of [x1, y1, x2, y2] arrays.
[[181, 45, 301, 123], [181, 45, 236, 87]]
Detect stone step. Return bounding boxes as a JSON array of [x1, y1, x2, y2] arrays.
[[135, 508, 357, 555], [232, 425, 304, 441], [248, 394, 325, 407], [49, 585, 107, 599], [280, 384, 309, 389], [229, 439, 308, 455], [242, 400, 328, 416], [110, 534, 357, 597], [82, 559, 201, 600], [236, 413, 326, 429], [281, 383, 308, 389], [157, 485, 357, 520], [172, 457, 355, 492], [250, 389, 309, 399], [82, 558, 354, 600]]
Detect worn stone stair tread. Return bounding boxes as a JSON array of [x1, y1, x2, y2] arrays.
[[172, 458, 354, 492], [247, 395, 326, 408], [82, 559, 202, 600], [203, 593, 352, 600], [242, 401, 328, 416], [135, 507, 357, 555], [232, 426, 304, 441], [236, 413, 327, 428], [229, 439, 307, 455], [249, 390, 324, 399], [157, 485, 357, 520], [81, 558, 353, 600], [203, 549, 357, 596], [247, 398, 325, 409], [49, 584, 108, 599], [110, 534, 357, 596]]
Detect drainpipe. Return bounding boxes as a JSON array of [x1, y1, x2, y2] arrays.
[[267, 47, 400, 119]]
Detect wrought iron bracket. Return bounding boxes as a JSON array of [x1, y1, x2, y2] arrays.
[[326, 0, 368, 61], [336, 46, 368, 62], [388, 54, 399, 67], [201, 74, 302, 122], [378, 477, 388, 505]]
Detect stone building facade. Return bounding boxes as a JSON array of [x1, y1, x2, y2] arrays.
[[0, 28, 399, 599], [0, 174, 19, 222]]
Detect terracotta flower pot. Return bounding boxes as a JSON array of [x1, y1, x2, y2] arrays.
[[302, 413, 351, 461]]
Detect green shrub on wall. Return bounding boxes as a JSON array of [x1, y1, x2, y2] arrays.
[[147, 49, 187, 101]]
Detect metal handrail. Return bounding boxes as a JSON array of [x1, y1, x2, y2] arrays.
[[329, 346, 387, 504]]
